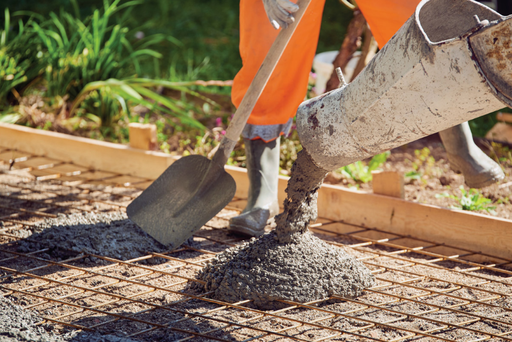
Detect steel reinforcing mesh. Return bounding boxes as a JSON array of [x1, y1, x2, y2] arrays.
[[1, 147, 512, 342]]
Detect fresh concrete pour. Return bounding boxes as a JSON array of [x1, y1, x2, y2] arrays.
[[199, 150, 375, 309], [17, 212, 166, 261], [0, 295, 138, 342]]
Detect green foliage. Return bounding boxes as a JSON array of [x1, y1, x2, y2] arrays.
[[2, 0, 355, 82], [487, 141, 512, 168], [0, 1, 210, 131], [0, 51, 27, 105], [406, 147, 442, 182], [76, 86, 127, 127], [468, 108, 512, 138], [436, 185, 496, 213], [0, 9, 42, 106], [280, 130, 302, 175], [340, 151, 390, 183], [27, 0, 162, 99], [404, 170, 421, 181], [71, 78, 209, 129], [411, 147, 435, 171]]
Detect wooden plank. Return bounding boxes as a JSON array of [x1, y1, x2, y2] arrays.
[[316, 184, 512, 260], [129, 123, 157, 150], [0, 150, 31, 163], [497, 112, 512, 123], [43, 163, 90, 176], [12, 157, 61, 170], [78, 171, 119, 180], [372, 171, 404, 199], [2, 122, 512, 260], [485, 122, 512, 143], [103, 175, 148, 186], [0, 123, 176, 179]]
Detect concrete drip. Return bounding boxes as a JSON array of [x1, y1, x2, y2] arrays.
[[275, 149, 329, 243], [199, 149, 375, 309]]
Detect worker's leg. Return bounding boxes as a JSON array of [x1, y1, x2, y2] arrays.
[[229, 138, 281, 237], [439, 123, 504, 188], [229, 0, 325, 236], [357, 0, 503, 188]]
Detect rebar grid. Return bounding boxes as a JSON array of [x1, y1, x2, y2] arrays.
[[1, 147, 512, 341]]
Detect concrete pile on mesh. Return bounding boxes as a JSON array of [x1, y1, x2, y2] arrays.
[[198, 150, 375, 309], [198, 231, 374, 309]]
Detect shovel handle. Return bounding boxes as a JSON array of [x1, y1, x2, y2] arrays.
[[213, 0, 313, 166]]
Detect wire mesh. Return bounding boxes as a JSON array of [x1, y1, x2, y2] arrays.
[[1, 146, 512, 341]]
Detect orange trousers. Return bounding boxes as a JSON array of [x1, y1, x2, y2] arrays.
[[232, 0, 420, 141]]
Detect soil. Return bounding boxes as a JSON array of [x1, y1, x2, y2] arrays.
[[323, 134, 512, 219]]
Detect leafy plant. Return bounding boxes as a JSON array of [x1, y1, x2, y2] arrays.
[[70, 78, 212, 129], [405, 147, 443, 183], [486, 141, 512, 169], [340, 151, 390, 183], [280, 130, 302, 175], [411, 147, 435, 171], [75, 86, 127, 127], [0, 9, 42, 107], [436, 185, 496, 214], [404, 170, 421, 181], [27, 0, 162, 99]]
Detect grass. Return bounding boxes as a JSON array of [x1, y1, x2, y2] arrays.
[[1, 1, 222, 134], [1, 0, 353, 83]]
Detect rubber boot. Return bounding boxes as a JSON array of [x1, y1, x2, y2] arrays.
[[439, 122, 504, 188], [229, 138, 280, 237]]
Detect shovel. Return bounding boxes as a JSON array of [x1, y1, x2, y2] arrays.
[[127, 0, 312, 249]]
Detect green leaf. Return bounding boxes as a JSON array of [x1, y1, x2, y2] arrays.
[[368, 151, 390, 171], [0, 113, 22, 124]]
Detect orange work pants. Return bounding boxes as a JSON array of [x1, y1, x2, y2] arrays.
[[232, 0, 420, 142]]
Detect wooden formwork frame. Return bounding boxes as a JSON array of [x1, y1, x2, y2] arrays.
[[1, 122, 511, 260]]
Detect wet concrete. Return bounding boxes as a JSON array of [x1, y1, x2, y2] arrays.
[[0, 295, 63, 342], [16, 212, 166, 262], [0, 296, 138, 342], [199, 149, 375, 309], [275, 149, 329, 243], [199, 230, 374, 310]]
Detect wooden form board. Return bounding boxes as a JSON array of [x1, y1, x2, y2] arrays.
[[1, 122, 512, 260], [316, 184, 512, 260], [128, 123, 157, 150], [0, 123, 176, 179]]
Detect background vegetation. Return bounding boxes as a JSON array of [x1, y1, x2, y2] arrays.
[[1, 0, 353, 81], [0, 0, 509, 175]]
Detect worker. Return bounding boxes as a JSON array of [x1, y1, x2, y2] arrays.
[[228, 0, 504, 237]]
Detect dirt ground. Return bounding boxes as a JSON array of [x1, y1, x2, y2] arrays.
[[324, 134, 512, 220], [1, 145, 512, 341]]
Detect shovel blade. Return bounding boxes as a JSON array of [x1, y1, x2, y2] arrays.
[[127, 155, 236, 249]]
